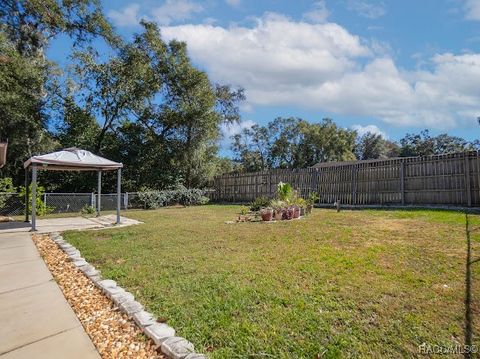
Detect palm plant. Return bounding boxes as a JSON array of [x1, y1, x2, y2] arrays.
[[277, 182, 293, 203]]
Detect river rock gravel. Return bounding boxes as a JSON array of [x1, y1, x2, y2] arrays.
[[32, 234, 165, 359]]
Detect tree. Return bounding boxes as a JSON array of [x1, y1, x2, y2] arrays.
[[399, 130, 472, 157], [231, 118, 357, 171], [69, 21, 244, 188], [383, 140, 401, 158], [0, 30, 55, 183], [268, 117, 302, 168], [0, 0, 117, 56], [296, 119, 356, 166], [399, 130, 435, 157], [232, 125, 271, 172], [71, 47, 150, 152], [433, 133, 472, 154], [0, 0, 117, 185], [122, 21, 243, 187], [56, 96, 100, 150], [355, 132, 386, 160]]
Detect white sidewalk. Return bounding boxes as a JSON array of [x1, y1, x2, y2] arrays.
[[0, 231, 100, 358], [0, 214, 141, 234]]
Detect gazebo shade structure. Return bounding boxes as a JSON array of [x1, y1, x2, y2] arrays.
[[0, 142, 7, 169], [24, 148, 123, 231]]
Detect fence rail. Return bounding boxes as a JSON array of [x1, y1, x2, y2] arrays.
[[211, 151, 480, 207]]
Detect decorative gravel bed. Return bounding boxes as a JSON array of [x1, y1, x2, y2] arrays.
[[32, 233, 163, 359]]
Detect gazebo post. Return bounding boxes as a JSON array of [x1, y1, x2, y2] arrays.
[[24, 168, 29, 223], [97, 170, 102, 217], [116, 168, 121, 224], [30, 165, 37, 231]]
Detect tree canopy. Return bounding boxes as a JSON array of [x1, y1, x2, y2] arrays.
[[0, 4, 244, 191], [0, 1, 477, 191], [231, 119, 476, 172]]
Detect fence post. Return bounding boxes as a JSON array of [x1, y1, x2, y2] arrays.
[[400, 161, 405, 205], [269, 173, 273, 197], [233, 175, 236, 203], [310, 168, 319, 194], [90, 193, 95, 208], [124, 192, 129, 209], [43, 193, 47, 207], [465, 153, 472, 207], [352, 166, 358, 205]]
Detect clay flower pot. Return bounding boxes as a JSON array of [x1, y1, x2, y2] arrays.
[[273, 209, 283, 221], [285, 207, 294, 220], [260, 208, 273, 221], [293, 206, 301, 219]]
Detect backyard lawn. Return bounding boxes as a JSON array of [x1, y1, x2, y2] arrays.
[[65, 206, 480, 358]]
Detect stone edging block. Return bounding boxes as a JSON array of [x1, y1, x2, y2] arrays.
[[49, 232, 206, 359], [161, 337, 195, 359]]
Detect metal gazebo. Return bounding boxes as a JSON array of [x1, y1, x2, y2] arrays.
[[24, 148, 123, 231]]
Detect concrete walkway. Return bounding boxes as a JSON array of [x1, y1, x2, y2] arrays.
[[0, 215, 142, 234], [0, 231, 100, 358], [0, 215, 142, 358]]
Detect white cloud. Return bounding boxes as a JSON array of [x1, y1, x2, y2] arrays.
[[108, 4, 140, 27], [163, 13, 370, 89], [346, 1, 386, 19], [303, 0, 330, 23], [225, 0, 241, 7], [352, 124, 387, 138], [157, 13, 480, 130], [221, 120, 256, 139], [152, 0, 203, 25], [464, 0, 480, 20]]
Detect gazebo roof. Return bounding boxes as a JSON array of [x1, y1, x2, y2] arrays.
[[24, 148, 123, 171]]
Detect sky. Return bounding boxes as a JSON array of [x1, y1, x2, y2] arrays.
[[48, 0, 480, 151]]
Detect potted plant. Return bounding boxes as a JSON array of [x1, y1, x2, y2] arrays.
[[296, 197, 307, 217], [250, 196, 271, 212], [238, 206, 250, 222], [277, 182, 293, 202], [293, 205, 301, 218], [260, 207, 273, 221], [270, 200, 285, 221], [306, 192, 319, 215], [285, 207, 294, 220]]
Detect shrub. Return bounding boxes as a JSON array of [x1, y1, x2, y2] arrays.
[[0, 177, 15, 210], [81, 205, 96, 215], [249, 196, 271, 211], [307, 192, 319, 206], [136, 186, 210, 209], [18, 184, 54, 216]]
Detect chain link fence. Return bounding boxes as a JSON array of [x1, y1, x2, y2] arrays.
[[0, 193, 24, 216], [0, 192, 144, 217]]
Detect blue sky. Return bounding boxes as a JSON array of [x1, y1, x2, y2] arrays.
[[48, 0, 480, 150]]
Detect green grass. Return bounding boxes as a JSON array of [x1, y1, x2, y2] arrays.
[[64, 205, 480, 358]]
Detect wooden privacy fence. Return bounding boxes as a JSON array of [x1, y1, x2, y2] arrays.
[[211, 151, 480, 207]]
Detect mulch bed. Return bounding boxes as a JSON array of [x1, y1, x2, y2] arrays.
[[32, 234, 165, 359]]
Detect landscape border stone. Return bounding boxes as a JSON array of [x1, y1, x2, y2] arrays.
[[49, 232, 205, 359]]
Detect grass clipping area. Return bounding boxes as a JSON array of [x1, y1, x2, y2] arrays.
[[32, 234, 163, 359], [65, 206, 480, 358]]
